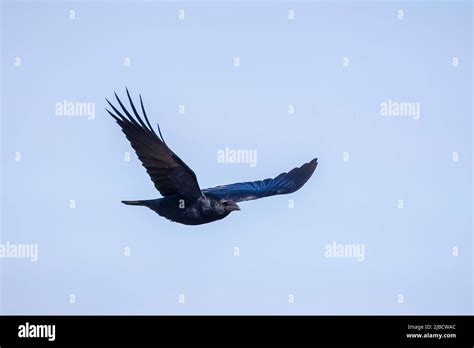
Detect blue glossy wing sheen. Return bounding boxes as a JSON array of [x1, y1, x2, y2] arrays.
[[203, 158, 317, 203]]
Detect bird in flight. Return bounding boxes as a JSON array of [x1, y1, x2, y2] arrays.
[[106, 89, 318, 225]]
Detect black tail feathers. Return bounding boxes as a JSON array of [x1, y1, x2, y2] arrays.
[[121, 200, 144, 206]]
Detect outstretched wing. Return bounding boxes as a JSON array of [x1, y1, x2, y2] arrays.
[[106, 89, 202, 201], [203, 158, 317, 203]]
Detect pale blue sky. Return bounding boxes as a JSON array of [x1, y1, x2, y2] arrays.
[[1, 0, 472, 314]]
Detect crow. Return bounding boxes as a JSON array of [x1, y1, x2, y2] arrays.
[[106, 89, 318, 225]]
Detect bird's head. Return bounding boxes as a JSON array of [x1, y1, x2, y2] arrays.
[[221, 200, 241, 212]]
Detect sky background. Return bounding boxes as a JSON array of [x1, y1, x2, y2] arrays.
[[1, 0, 472, 314]]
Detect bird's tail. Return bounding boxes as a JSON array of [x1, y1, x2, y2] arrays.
[[122, 199, 160, 208], [122, 200, 145, 206], [122, 199, 161, 215]]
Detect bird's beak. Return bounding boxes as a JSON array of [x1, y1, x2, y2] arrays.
[[230, 203, 241, 211]]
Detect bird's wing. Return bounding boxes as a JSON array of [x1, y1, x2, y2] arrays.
[[106, 89, 202, 201], [203, 158, 317, 203]]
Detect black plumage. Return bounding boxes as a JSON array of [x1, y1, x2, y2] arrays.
[[107, 90, 318, 225]]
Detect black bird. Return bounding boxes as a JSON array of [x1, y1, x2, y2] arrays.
[[106, 90, 318, 225]]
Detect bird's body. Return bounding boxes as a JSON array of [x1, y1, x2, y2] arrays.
[[107, 89, 318, 226], [123, 195, 237, 225]]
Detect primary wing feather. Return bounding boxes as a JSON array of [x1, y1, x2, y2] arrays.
[[203, 158, 317, 203], [106, 89, 202, 201]]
